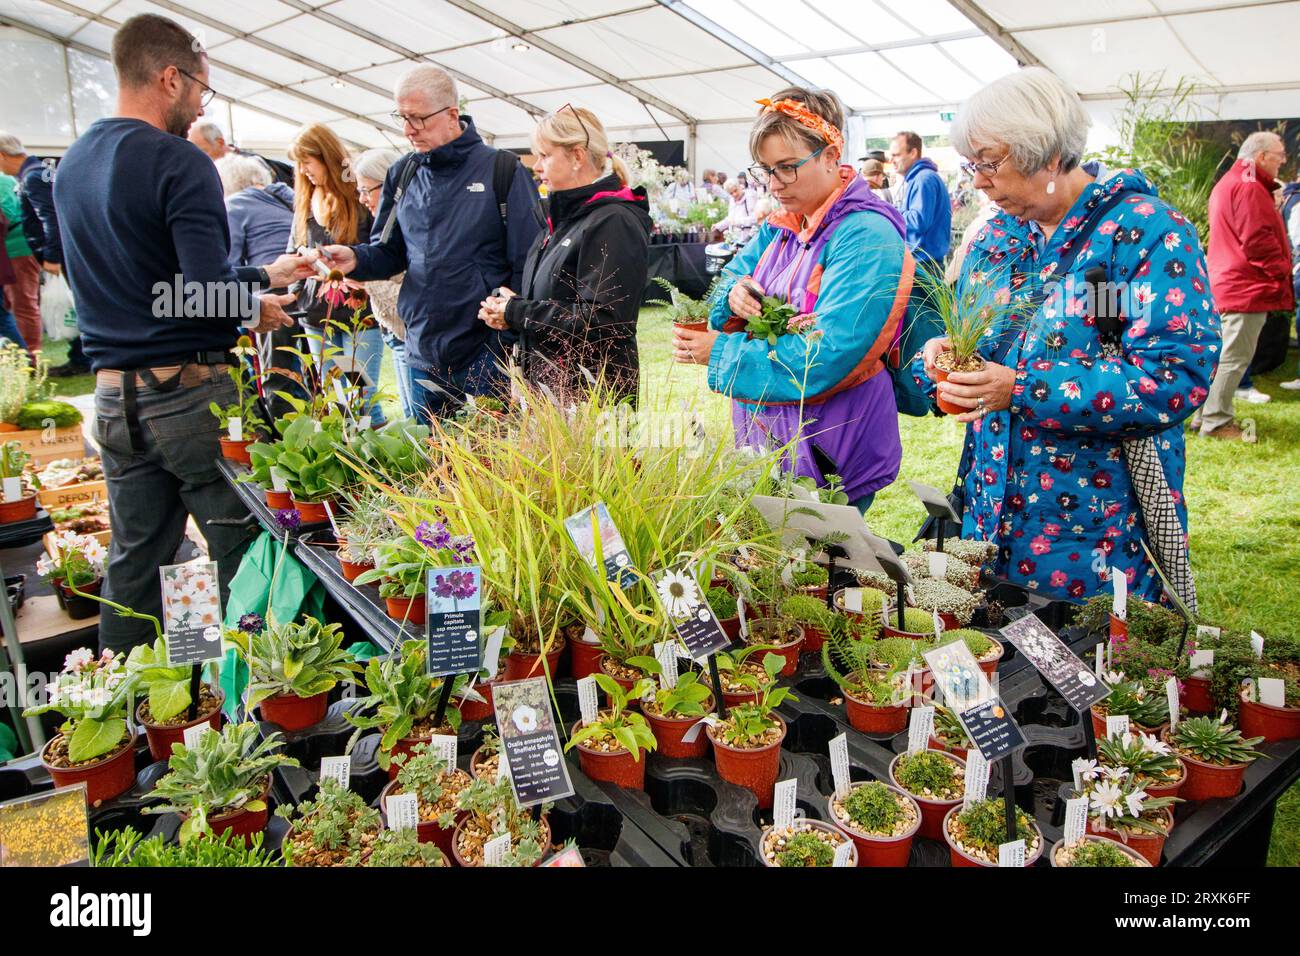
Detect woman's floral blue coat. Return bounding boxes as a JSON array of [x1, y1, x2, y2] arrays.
[[911, 168, 1220, 604]]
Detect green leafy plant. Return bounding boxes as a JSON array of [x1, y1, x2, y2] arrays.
[[1167, 716, 1265, 766], [354, 530, 472, 599], [839, 781, 909, 835], [145, 722, 299, 841], [277, 779, 381, 866], [225, 617, 361, 707], [745, 295, 799, 345], [389, 742, 471, 828], [1096, 731, 1184, 788], [648, 669, 714, 719], [345, 640, 463, 769], [1097, 677, 1169, 728], [22, 648, 133, 763], [366, 827, 446, 867], [245, 414, 347, 502], [774, 829, 835, 867], [340, 417, 431, 480], [208, 337, 266, 437], [950, 798, 1038, 859], [126, 637, 209, 723], [1057, 837, 1142, 867], [714, 652, 796, 747], [648, 276, 715, 326], [714, 642, 781, 693], [0, 440, 30, 480], [455, 774, 550, 867], [92, 826, 278, 867], [567, 674, 658, 759], [780, 594, 834, 631], [893, 750, 964, 801], [707, 586, 738, 620]]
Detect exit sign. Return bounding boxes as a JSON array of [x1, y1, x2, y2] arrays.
[[939, 111, 955, 122]]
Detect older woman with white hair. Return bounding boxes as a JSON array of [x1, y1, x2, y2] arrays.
[[717, 177, 758, 242], [914, 66, 1219, 609], [219, 153, 295, 270]]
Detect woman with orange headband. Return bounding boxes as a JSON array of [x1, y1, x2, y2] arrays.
[[673, 88, 912, 513]]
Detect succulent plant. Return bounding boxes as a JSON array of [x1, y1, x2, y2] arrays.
[[1167, 716, 1266, 766], [1097, 677, 1169, 728]]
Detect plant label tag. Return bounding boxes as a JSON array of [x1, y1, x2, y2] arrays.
[[319, 756, 351, 789], [832, 840, 854, 867], [1111, 570, 1127, 621], [492, 676, 575, 807], [737, 594, 749, 639], [1001, 614, 1111, 714], [1094, 642, 1105, 679], [1106, 714, 1130, 739], [160, 562, 225, 667], [182, 723, 211, 749], [1, 476, 21, 504], [564, 502, 637, 590], [424, 565, 483, 678], [580, 625, 600, 645], [1064, 796, 1089, 845], [652, 564, 730, 659], [653, 641, 679, 690], [1251, 631, 1265, 659], [1195, 624, 1221, 642], [963, 751, 989, 808], [922, 639, 993, 711], [323, 499, 341, 537], [908, 706, 935, 755], [908, 481, 961, 523], [681, 714, 721, 745], [482, 625, 505, 679], [998, 839, 1026, 868], [773, 778, 797, 832], [358, 414, 372, 431], [483, 833, 510, 866], [842, 588, 863, 613], [269, 467, 288, 492], [1166, 677, 1181, 731], [576, 676, 599, 725], [1260, 677, 1287, 708], [313, 420, 322, 433], [427, 734, 458, 771], [829, 733, 850, 799], [1190, 649, 1214, 677], [956, 696, 1025, 763], [1071, 757, 1090, 791], [227, 417, 242, 442], [386, 793, 419, 831], [928, 550, 949, 579]]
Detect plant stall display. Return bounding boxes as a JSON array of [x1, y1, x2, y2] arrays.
[[144, 722, 299, 843], [706, 651, 793, 809], [452, 774, 552, 867], [567, 675, 658, 789], [0, 440, 36, 522], [1164, 716, 1266, 801], [345, 640, 463, 774], [22, 648, 137, 804], [35, 530, 106, 619], [1050, 835, 1150, 867], [889, 749, 966, 840], [93, 827, 280, 867], [943, 797, 1044, 868], [827, 780, 920, 867], [209, 337, 266, 465], [127, 637, 225, 761], [760, 818, 856, 868], [642, 669, 715, 758], [225, 617, 361, 731], [379, 742, 472, 858]]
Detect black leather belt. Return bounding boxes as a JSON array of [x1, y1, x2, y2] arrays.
[[116, 350, 236, 454]]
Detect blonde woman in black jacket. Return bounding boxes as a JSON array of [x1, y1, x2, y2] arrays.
[[477, 106, 650, 403]]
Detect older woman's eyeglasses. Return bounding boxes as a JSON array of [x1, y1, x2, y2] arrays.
[[178, 68, 216, 108], [960, 153, 1012, 178], [748, 146, 825, 187]]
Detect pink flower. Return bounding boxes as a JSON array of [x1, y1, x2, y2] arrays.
[[1137, 377, 1158, 394], [1098, 221, 1119, 236], [1163, 232, 1180, 251], [1135, 202, 1155, 216], [1030, 536, 1052, 555], [1039, 473, 1054, 491], [1050, 570, 1068, 588], [1127, 320, 1149, 339], [1043, 523, 1062, 536]]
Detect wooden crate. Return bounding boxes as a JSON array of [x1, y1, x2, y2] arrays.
[[37, 478, 107, 511], [1, 424, 86, 466]]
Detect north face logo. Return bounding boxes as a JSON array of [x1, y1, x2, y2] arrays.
[[467, 182, 485, 192]]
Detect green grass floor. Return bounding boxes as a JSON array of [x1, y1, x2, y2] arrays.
[[41, 311, 1300, 864]]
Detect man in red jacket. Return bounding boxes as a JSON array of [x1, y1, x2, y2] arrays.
[[1200, 131, 1293, 439]]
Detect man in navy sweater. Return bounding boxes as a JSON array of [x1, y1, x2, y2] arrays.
[[54, 12, 303, 653], [890, 131, 952, 267]]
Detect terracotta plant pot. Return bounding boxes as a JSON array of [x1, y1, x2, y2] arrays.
[[1091, 708, 1167, 741], [722, 686, 761, 709], [379, 779, 466, 861], [1049, 835, 1151, 867], [928, 734, 969, 761], [258, 690, 328, 732], [0, 494, 37, 524], [934, 356, 987, 417], [460, 678, 498, 723], [469, 745, 498, 780], [56, 578, 102, 621], [889, 751, 965, 841], [219, 437, 253, 465], [41, 732, 138, 806], [264, 488, 292, 510], [719, 616, 741, 641], [1087, 813, 1170, 867], [828, 783, 921, 867], [760, 818, 857, 868], [798, 623, 828, 654], [291, 497, 333, 524], [707, 715, 786, 810], [569, 636, 605, 681], [598, 656, 648, 709], [674, 320, 709, 333], [1239, 698, 1300, 744], [976, 642, 1005, 678], [384, 594, 427, 624], [1140, 760, 1186, 800], [504, 636, 566, 682], [1169, 744, 1248, 801], [843, 687, 908, 735], [1182, 675, 1214, 715], [571, 721, 646, 790], [452, 814, 551, 868], [746, 622, 804, 677], [944, 805, 1045, 868], [136, 689, 225, 763], [203, 777, 271, 846], [644, 699, 715, 759], [338, 555, 374, 583]]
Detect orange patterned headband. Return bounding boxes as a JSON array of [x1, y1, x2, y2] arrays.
[[756, 97, 845, 154]]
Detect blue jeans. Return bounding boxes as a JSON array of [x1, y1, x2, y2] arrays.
[[407, 343, 505, 425], [0, 304, 25, 350], [383, 330, 414, 420], [92, 369, 253, 654], [852, 492, 876, 516], [305, 323, 388, 427]]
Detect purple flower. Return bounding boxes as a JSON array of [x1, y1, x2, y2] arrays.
[[238, 613, 265, 634], [434, 570, 477, 601], [415, 520, 452, 550], [274, 509, 301, 531], [450, 534, 475, 563]]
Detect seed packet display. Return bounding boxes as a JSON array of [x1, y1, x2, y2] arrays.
[[565, 502, 637, 589], [999, 614, 1111, 713], [0, 786, 90, 867], [491, 677, 575, 807], [160, 561, 224, 666], [652, 564, 729, 659], [425, 565, 483, 677]]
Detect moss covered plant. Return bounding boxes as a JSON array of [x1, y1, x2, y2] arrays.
[[944, 628, 1000, 663], [893, 750, 964, 802], [947, 798, 1041, 865], [779, 594, 834, 632], [832, 781, 917, 837], [707, 586, 737, 621], [762, 822, 851, 867]]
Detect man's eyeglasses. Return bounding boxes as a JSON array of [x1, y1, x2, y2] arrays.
[[391, 105, 453, 131], [748, 146, 825, 187], [178, 68, 216, 108], [959, 153, 1012, 178]]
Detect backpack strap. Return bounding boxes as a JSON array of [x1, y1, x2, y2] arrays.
[[377, 153, 421, 245], [493, 149, 546, 231]]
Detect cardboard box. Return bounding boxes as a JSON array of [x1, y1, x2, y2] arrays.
[[2, 424, 86, 466], [37, 478, 107, 511]]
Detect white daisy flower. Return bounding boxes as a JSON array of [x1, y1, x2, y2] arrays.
[[1090, 781, 1125, 820], [656, 569, 700, 619], [1140, 734, 1171, 756]]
